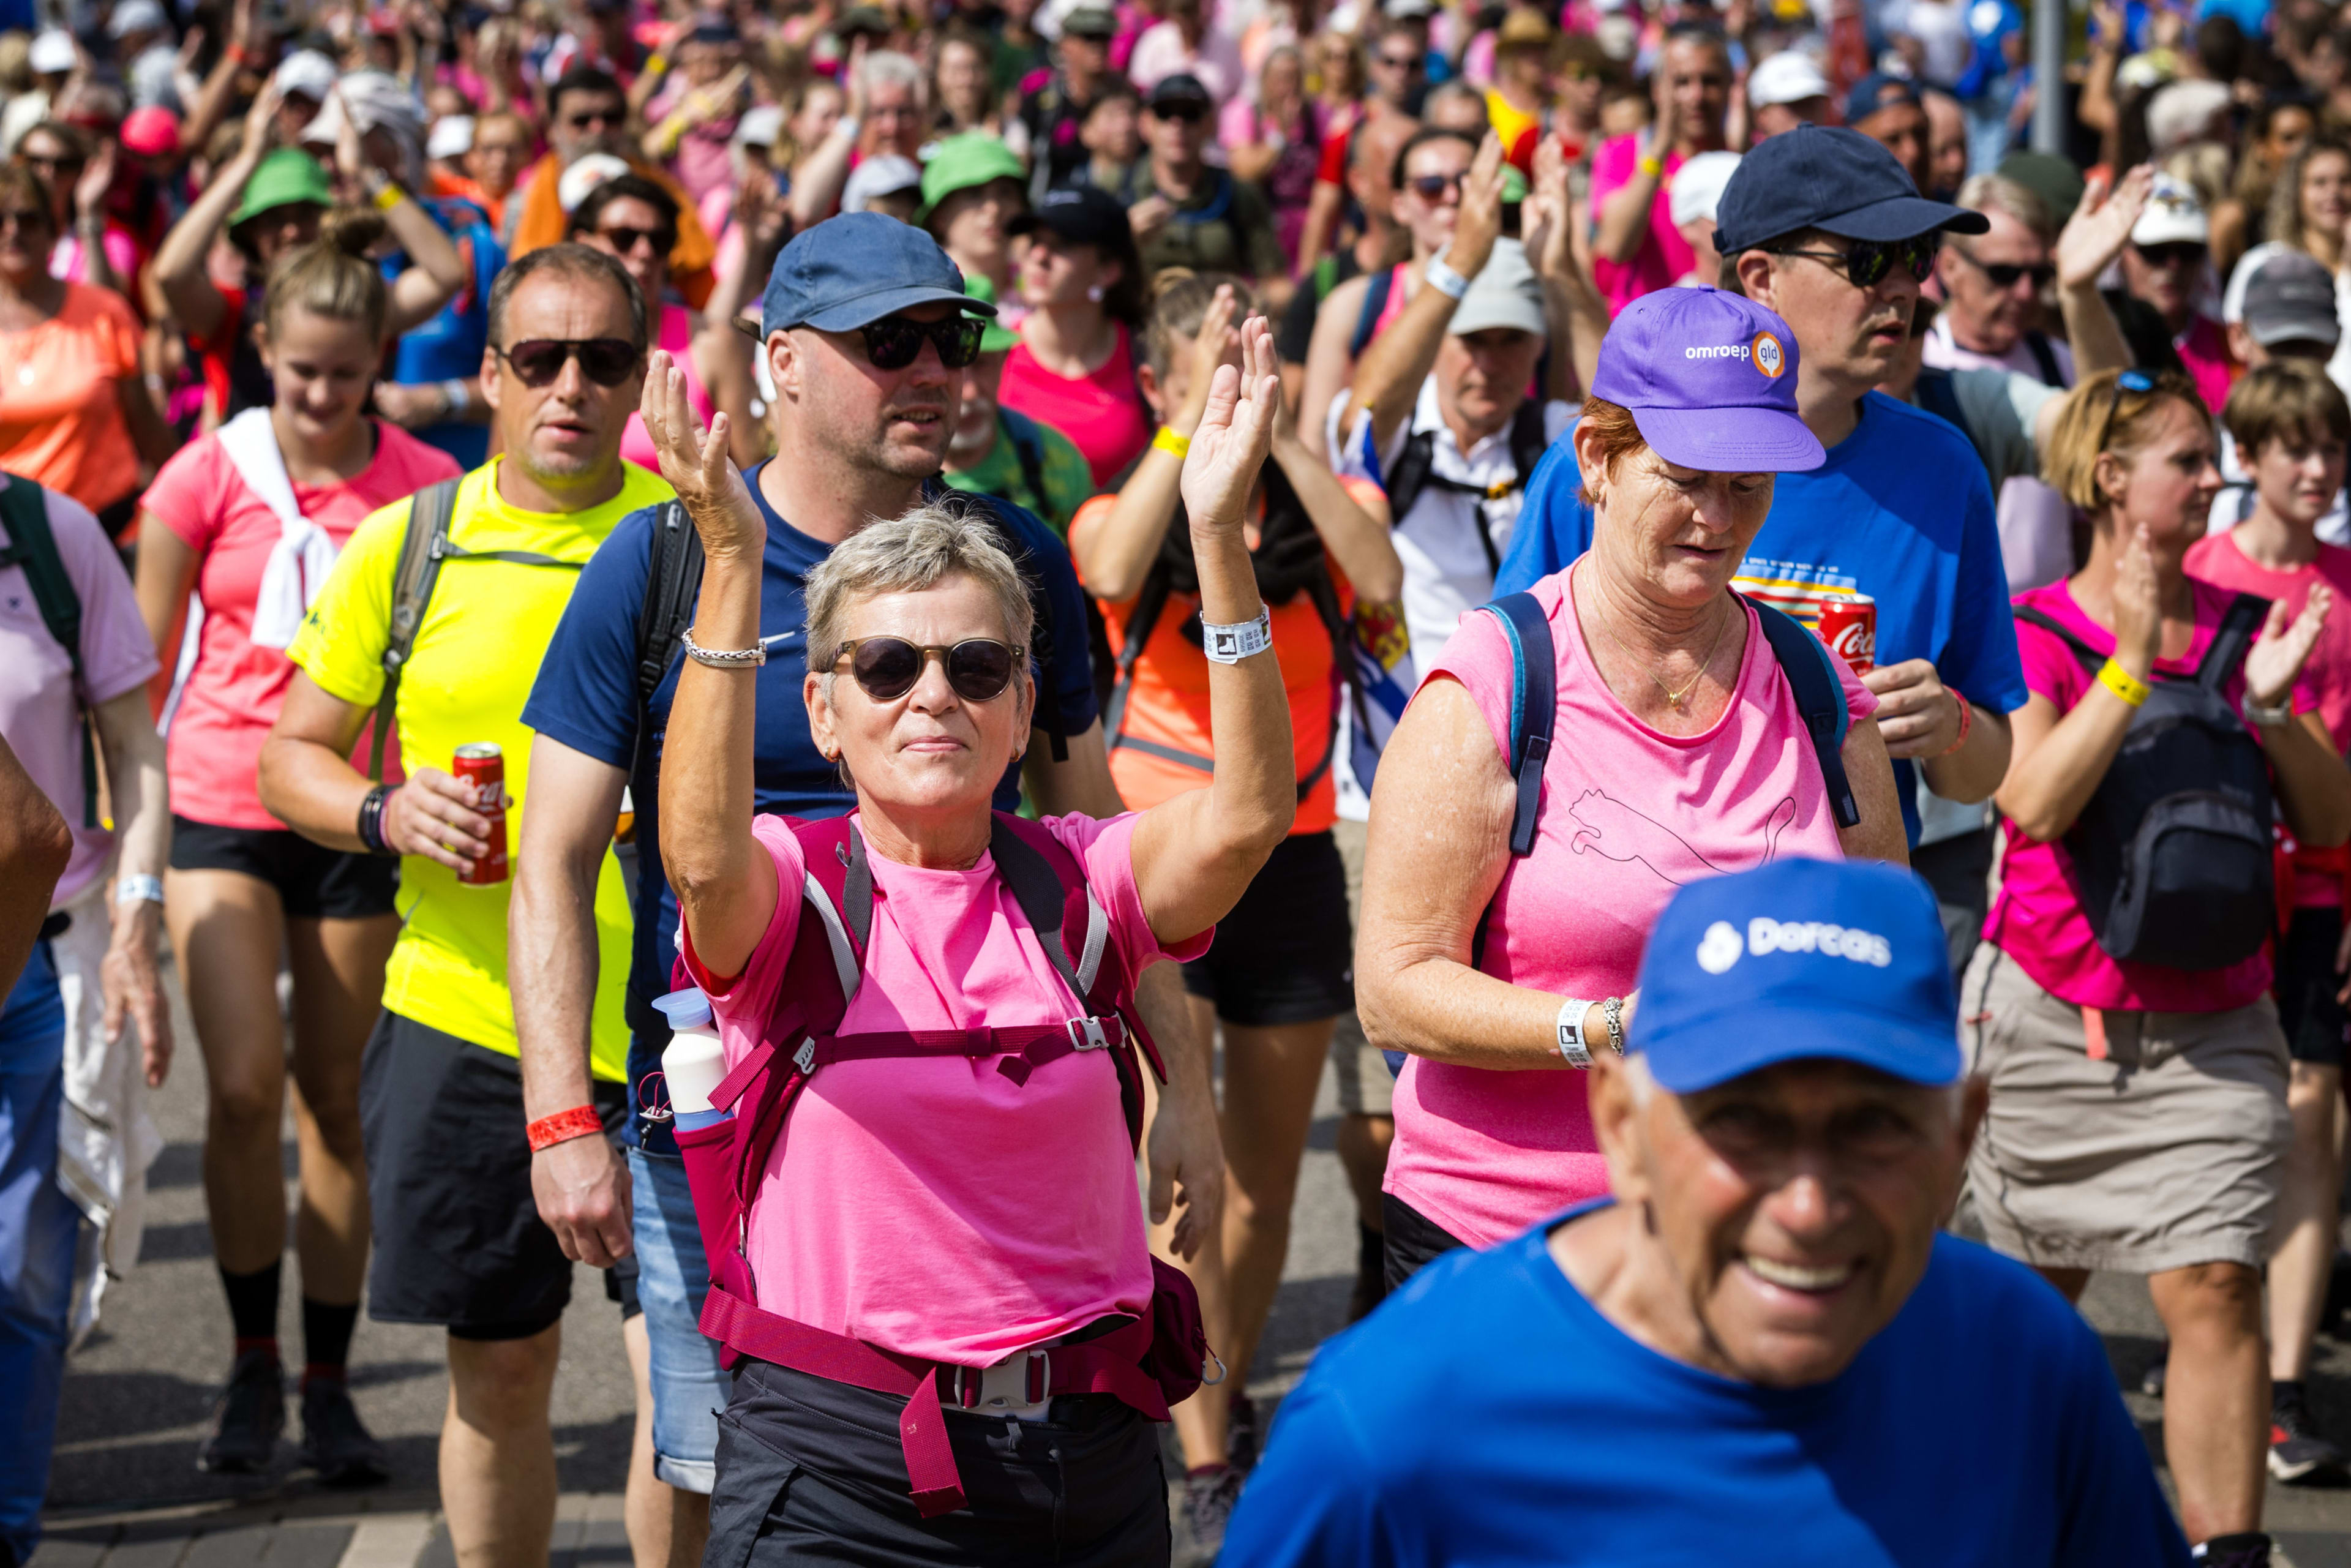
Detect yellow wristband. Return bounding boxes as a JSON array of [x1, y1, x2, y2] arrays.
[[1153, 426, 1191, 459], [372, 182, 409, 211], [1637, 153, 1663, 178], [2097, 658, 2150, 708]]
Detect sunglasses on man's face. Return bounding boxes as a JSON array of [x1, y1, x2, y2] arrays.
[[1956, 249, 2055, 290], [597, 223, 675, 257], [495, 337, 642, 387], [20, 153, 81, 176], [567, 106, 624, 130], [1376, 51, 1422, 70], [834, 637, 1023, 703], [2134, 241, 2207, 270], [1762, 232, 1938, 289], [858, 313, 986, 370]]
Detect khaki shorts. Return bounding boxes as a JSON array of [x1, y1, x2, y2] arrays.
[[1327, 817, 1393, 1119], [1963, 943, 2290, 1276]]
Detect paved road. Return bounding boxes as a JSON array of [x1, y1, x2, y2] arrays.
[[32, 957, 2351, 1566]]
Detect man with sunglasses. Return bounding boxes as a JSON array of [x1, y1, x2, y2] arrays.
[[261, 244, 673, 1568], [2120, 173, 2234, 422], [1499, 125, 2028, 860], [518, 214, 1226, 1561], [509, 66, 717, 309], [1132, 73, 1289, 310]]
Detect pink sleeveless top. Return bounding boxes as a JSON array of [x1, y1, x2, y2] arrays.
[[620, 304, 714, 471]]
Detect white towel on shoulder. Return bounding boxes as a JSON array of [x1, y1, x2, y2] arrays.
[[219, 407, 339, 648]]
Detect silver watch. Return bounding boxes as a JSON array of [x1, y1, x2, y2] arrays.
[[2244, 691, 2295, 728]]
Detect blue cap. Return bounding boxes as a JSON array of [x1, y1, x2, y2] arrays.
[[1589, 288, 1825, 473], [1712, 123, 1989, 255], [759, 212, 997, 336], [1630, 858, 1962, 1095], [1843, 70, 1921, 126]]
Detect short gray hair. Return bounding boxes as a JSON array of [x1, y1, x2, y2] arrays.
[[857, 50, 926, 106], [1953, 173, 2052, 247], [803, 503, 1035, 691]]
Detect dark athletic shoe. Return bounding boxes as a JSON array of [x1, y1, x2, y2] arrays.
[[197, 1348, 285, 1474], [1180, 1465, 1244, 1567], [299, 1381, 388, 1487], [2192, 1531, 2271, 1567], [2269, 1387, 2346, 1484], [1226, 1394, 1261, 1476]]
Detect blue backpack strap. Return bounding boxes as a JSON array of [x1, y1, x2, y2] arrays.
[[1472, 591, 1555, 857], [1349, 264, 1395, 359], [1752, 599, 1861, 830]]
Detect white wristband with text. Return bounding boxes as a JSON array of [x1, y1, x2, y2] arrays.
[[1556, 997, 1595, 1068], [1201, 606, 1273, 664], [1425, 250, 1470, 301]]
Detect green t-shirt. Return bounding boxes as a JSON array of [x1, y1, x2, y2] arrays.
[[942, 410, 1097, 536]]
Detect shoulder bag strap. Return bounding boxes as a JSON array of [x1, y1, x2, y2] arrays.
[[373, 477, 461, 779]]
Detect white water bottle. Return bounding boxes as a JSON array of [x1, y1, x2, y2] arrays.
[[654, 988, 730, 1131]]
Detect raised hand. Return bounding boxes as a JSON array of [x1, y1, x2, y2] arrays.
[[2110, 522, 2164, 680], [240, 79, 285, 156], [2247, 583, 2333, 710], [2056, 164, 2153, 291], [1180, 313, 1280, 533], [74, 139, 114, 223], [641, 348, 763, 558], [1449, 132, 1509, 280], [1176, 282, 1240, 430]]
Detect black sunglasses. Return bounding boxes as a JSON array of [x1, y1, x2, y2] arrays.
[[1152, 101, 1208, 123], [20, 152, 81, 173], [1408, 171, 1464, 200], [1955, 250, 2055, 289], [596, 223, 675, 257], [834, 637, 1023, 702], [2094, 368, 2157, 453], [1761, 233, 1939, 288], [495, 337, 642, 387], [858, 314, 986, 370], [2133, 241, 2207, 269], [1375, 51, 1423, 69], [567, 107, 624, 130]]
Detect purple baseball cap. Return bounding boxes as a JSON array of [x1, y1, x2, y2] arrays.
[[1589, 287, 1826, 475]]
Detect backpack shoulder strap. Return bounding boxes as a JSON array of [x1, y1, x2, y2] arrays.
[[787, 817, 872, 1019], [372, 476, 461, 779], [2011, 603, 2106, 675], [1471, 591, 1554, 856], [2023, 329, 2065, 388], [1506, 397, 1549, 486], [2199, 591, 2271, 691], [1103, 555, 1176, 755], [0, 479, 95, 826], [1381, 426, 1440, 523], [627, 500, 705, 817], [1752, 599, 1860, 830], [1349, 264, 1395, 360]]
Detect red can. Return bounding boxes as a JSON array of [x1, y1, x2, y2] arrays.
[[1817, 594, 1877, 675], [452, 743, 509, 886]]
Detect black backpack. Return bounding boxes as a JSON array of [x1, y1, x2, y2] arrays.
[[1378, 399, 1550, 582], [0, 476, 96, 826], [2013, 596, 2278, 970]]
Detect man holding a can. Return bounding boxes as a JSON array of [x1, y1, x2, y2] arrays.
[[258, 243, 672, 1568], [1496, 125, 2028, 861]]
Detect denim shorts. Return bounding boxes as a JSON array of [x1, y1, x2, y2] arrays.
[[629, 1146, 729, 1493]]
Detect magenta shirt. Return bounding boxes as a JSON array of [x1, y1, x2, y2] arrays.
[[684, 810, 1210, 1366], [1989, 577, 2312, 1010], [1587, 135, 1693, 317], [999, 324, 1154, 489], [1385, 565, 1875, 1247]]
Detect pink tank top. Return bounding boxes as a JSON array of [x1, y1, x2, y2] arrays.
[[1371, 262, 1411, 339], [620, 304, 713, 471]]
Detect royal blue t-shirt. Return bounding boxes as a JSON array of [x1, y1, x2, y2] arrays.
[[1222, 1206, 2190, 1568], [1493, 392, 2027, 846], [521, 467, 1101, 1151], [381, 197, 506, 468]]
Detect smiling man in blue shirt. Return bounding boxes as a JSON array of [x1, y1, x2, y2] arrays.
[[1221, 859, 2199, 1568]]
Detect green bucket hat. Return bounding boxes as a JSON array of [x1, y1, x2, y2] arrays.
[[231, 148, 333, 230], [918, 133, 1027, 226], [965, 274, 1020, 351]]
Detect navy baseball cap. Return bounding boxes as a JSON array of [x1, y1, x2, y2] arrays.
[[759, 212, 996, 336], [1589, 287, 1825, 473], [1843, 70, 1920, 126], [1630, 858, 1962, 1095], [1713, 123, 1989, 255]]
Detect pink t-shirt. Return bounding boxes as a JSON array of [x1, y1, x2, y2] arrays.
[[999, 325, 1155, 489], [2174, 313, 2238, 426], [1587, 136, 1693, 317], [1989, 577, 2312, 1010], [620, 306, 714, 474], [684, 809, 1212, 1366], [0, 477, 160, 904], [2186, 531, 2351, 907], [1385, 565, 1876, 1247], [141, 420, 462, 829]]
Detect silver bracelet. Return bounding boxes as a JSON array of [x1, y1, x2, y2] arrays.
[[680, 629, 767, 667], [1603, 996, 1625, 1056], [1556, 997, 1594, 1069], [1201, 606, 1273, 664], [2244, 691, 2294, 727]]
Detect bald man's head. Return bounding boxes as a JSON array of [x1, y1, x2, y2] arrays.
[[1351, 111, 1418, 220]]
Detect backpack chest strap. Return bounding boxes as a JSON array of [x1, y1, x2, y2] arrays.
[[811, 1015, 1126, 1086]]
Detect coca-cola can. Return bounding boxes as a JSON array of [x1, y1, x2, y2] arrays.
[[452, 743, 509, 886], [1817, 595, 1877, 675]]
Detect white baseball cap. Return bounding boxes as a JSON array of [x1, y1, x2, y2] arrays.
[[841, 154, 922, 212], [1670, 150, 1743, 230], [2131, 172, 2210, 248], [736, 103, 784, 148], [557, 152, 634, 212], [427, 114, 474, 160], [272, 48, 339, 102], [107, 0, 166, 39], [1747, 50, 1829, 109], [28, 29, 76, 73]]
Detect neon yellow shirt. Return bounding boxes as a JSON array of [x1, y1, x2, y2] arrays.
[[286, 458, 676, 1080]]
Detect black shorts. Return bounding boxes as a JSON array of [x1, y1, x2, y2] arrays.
[[1382, 1191, 1466, 1294], [707, 1358, 1169, 1568], [359, 1011, 627, 1338], [1180, 830, 1352, 1027], [170, 816, 399, 920], [2277, 907, 2350, 1068]]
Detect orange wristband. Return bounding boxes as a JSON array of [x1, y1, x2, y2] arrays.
[[527, 1105, 604, 1151], [1937, 689, 1973, 756]]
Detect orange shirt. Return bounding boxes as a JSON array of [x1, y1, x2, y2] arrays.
[[1071, 481, 1381, 836], [0, 282, 142, 514], [509, 152, 716, 309]]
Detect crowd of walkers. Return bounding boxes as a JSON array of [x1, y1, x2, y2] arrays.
[[4, 0, 2351, 1561]]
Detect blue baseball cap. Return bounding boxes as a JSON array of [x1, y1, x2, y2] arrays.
[[1712, 123, 1989, 255], [1588, 287, 1826, 474], [1630, 858, 1962, 1095], [1843, 70, 1921, 126], [759, 212, 997, 336]]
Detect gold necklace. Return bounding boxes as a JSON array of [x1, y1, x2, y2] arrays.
[[1599, 597, 1736, 711]]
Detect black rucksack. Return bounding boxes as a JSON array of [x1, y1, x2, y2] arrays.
[[0, 476, 96, 826], [1378, 399, 1550, 582], [2012, 597, 2278, 970]]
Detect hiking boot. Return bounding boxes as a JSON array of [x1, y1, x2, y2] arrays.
[[2192, 1531, 2271, 1567], [197, 1348, 285, 1474], [1226, 1394, 1261, 1476], [299, 1380, 388, 1487], [1348, 1223, 1389, 1325], [1180, 1464, 1245, 1567], [2269, 1386, 2346, 1484]]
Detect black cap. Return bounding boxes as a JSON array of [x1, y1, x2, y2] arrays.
[[1713, 124, 1989, 255], [1146, 72, 1213, 111], [1008, 182, 1133, 248], [837, 6, 891, 35], [1062, 6, 1117, 37]]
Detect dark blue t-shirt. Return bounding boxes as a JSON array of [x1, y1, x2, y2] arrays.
[[1493, 393, 2028, 847], [520, 465, 1100, 1150], [1222, 1207, 2190, 1567], [381, 197, 506, 468]]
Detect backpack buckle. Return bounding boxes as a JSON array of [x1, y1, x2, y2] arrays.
[[1066, 1017, 1111, 1052], [792, 1038, 816, 1076]]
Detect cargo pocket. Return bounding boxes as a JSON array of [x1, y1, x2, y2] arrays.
[[703, 1413, 801, 1568]]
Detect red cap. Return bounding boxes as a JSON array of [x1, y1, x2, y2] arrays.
[[120, 105, 180, 156]]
